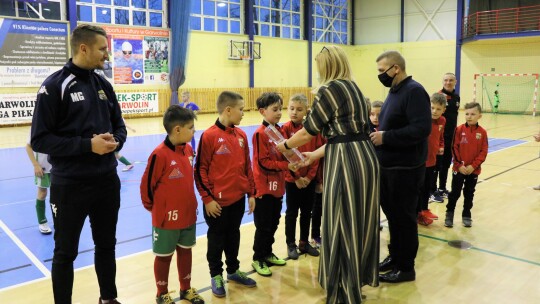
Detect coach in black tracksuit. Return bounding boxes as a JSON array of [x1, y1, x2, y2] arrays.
[[31, 25, 126, 304], [371, 51, 431, 283], [434, 73, 460, 194]]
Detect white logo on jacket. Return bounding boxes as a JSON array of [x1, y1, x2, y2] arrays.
[[70, 92, 85, 102]]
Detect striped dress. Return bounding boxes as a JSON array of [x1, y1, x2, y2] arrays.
[[304, 79, 380, 304]]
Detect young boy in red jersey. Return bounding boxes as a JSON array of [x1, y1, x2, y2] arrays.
[[140, 105, 204, 304], [444, 102, 488, 228], [195, 91, 257, 298], [282, 94, 321, 259], [251, 92, 297, 276], [417, 93, 446, 226]]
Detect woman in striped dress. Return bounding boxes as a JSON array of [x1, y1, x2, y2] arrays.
[[276, 45, 380, 303]]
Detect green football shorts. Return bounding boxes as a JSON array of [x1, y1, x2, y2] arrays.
[[152, 224, 196, 256]]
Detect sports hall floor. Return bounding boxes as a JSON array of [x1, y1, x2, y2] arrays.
[[0, 111, 539, 303]]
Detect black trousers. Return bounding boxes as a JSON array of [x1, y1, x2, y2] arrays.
[[252, 195, 282, 261], [433, 140, 453, 191], [50, 174, 120, 304], [380, 166, 423, 272], [418, 166, 436, 212], [203, 197, 245, 277], [446, 172, 478, 217], [285, 181, 316, 245], [311, 191, 323, 239]]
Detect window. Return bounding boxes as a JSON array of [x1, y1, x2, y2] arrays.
[[76, 0, 166, 28], [312, 0, 349, 45], [254, 0, 301, 39], [0, 0, 63, 20], [190, 0, 242, 34]]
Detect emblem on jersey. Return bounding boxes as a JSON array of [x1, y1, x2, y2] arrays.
[[153, 230, 159, 242], [460, 132, 468, 144], [98, 90, 108, 101], [216, 144, 231, 154], [38, 86, 48, 95], [218, 137, 224, 143], [238, 138, 244, 148], [188, 156, 194, 166], [170, 160, 177, 166], [476, 133, 482, 140], [169, 167, 184, 179]]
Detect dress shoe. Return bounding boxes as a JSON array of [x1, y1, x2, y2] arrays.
[[378, 255, 395, 272], [379, 269, 415, 283]]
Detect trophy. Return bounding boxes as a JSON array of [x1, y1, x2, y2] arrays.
[[264, 124, 305, 165]]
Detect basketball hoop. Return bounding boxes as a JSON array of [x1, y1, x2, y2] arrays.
[[240, 55, 251, 64]]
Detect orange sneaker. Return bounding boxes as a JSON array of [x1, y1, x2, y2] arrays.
[[417, 213, 433, 226], [422, 209, 438, 220]]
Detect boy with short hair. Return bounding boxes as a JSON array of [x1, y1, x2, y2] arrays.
[[282, 93, 321, 259], [195, 91, 257, 298], [140, 105, 204, 304], [369, 100, 383, 132], [417, 93, 446, 226], [444, 102, 488, 228], [251, 92, 297, 276]]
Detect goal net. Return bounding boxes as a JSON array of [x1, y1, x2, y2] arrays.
[[473, 74, 539, 116]]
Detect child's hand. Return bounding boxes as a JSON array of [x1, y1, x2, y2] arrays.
[[301, 152, 314, 166], [301, 177, 311, 188], [438, 148, 444, 155], [288, 162, 299, 172], [458, 166, 468, 175], [465, 165, 475, 175], [295, 179, 305, 189], [205, 200, 222, 218], [33, 164, 44, 177], [248, 197, 256, 215]]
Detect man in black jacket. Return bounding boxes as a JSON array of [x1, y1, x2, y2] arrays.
[[31, 24, 126, 304], [370, 50, 431, 283]]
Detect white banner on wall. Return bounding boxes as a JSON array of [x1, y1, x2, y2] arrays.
[[116, 92, 159, 114], [0, 93, 36, 125]]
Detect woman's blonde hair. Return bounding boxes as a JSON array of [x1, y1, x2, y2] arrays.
[[314, 45, 353, 91]]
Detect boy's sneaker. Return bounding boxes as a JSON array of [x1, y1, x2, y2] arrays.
[[39, 223, 52, 234], [180, 288, 204, 304], [287, 243, 299, 260], [462, 217, 473, 228], [227, 270, 257, 287], [265, 253, 286, 266], [444, 211, 454, 228], [299, 242, 320, 256], [417, 213, 433, 226], [438, 189, 450, 198], [122, 164, 134, 172], [311, 237, 321, 249], [429, 192, 444, 203], [211, 275, 226, 297], [155, 292, 175, 304], [422, 209, 438, 220], [252, 260, 272, 276]]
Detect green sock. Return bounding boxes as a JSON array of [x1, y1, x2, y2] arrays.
[[36, 199, 47, 224], [118, 156, 131, 166]]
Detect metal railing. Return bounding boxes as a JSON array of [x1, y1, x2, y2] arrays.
[[463, 5, 540, 38]]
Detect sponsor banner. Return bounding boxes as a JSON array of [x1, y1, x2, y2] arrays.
[[0, 93, 36, 125], [99, 25, 169, 85], [0, 18, 68, 87], [116, 92, 159, 114]]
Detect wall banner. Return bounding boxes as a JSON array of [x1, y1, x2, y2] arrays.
[[0, 18, 68, 87], [0, 93, 37, 125], [116, 92, 159, 114]]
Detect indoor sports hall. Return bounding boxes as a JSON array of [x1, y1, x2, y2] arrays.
[[1, 1, 540, 303]]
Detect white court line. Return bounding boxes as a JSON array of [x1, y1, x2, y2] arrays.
[[0, 220, 50, 277], [0, 199, 33, 207]]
